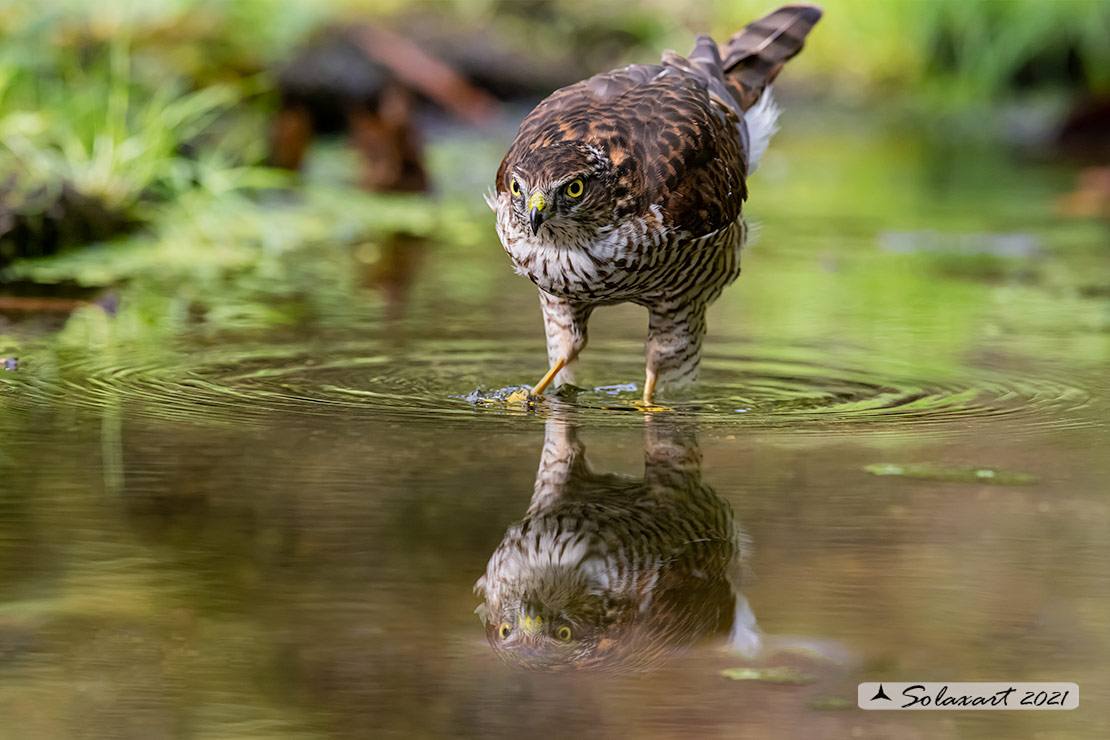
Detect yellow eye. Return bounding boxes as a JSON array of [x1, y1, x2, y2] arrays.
[[510, 179, 522, 197], [564, 178, 584, 198], [499, 622, 511, 639], [557, 626, 572, 642]]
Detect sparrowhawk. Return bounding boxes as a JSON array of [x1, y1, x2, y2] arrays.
[[475, 418, 759, 672], [490, 5, 822, 404]]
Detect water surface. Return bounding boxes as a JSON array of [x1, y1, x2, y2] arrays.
[[1, 117, 1108, 738]]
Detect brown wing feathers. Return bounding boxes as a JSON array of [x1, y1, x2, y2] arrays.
[[721, 4, 823, 111], [497, 4, 821, 234]]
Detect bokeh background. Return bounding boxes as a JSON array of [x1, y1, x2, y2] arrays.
[[1, 2, 1109, 739], [2, 0, 1108, 282]]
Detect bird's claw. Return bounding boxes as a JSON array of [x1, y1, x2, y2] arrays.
[[506, 388, 543, 408], [631, 400, 675, 413], [599, 399, 675, 412]]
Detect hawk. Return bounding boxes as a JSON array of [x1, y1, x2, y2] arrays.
[[475, 418, 759, 672], [491, 5, 822, 404]]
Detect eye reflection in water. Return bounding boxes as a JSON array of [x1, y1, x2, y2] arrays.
[[476, 416, 759, 672]]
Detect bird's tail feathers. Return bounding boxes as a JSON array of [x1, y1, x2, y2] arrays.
[[720, 4, 822, 111], [744, 87, 780, 173]]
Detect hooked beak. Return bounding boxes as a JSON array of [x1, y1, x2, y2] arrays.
[[519, 613, 544, 636], [528, 192, 547, 235], [519, 598, 544, 635]]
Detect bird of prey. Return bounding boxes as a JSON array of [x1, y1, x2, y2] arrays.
[[491, 5, 822, 405], [475, 418, 759, 672]]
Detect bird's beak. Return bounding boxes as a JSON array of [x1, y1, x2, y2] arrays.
[[528, 192, 547, 235], [519, 598, 544, 635], [519, 613, 544, 636]]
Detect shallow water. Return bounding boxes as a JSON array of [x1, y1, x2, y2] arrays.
[[1, 116, 1109, 738]]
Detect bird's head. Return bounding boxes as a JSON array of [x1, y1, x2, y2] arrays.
[[479, 562, 619, 670], [500, 142, 616, 238]]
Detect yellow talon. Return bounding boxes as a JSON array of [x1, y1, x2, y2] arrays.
[[631, 400, 675, 413], [505, 388, 531, 404], [503, 358, 567, 407], [598, 400, 675, 412]]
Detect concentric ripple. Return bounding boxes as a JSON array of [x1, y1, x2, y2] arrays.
[[0, 337, 1098, 436]]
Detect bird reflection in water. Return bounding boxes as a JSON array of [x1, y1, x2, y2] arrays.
[[476, 417, 759, 672]]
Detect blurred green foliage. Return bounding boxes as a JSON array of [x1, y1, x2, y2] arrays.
[[705, 0, 1110, 101], [0, 3, 287, 262], [1, 0, 1108, 292], [4, 0, 1107, 211], [0, 43, 244, 213]]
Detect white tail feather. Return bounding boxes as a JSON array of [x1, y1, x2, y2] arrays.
[[728, 593, 763, 658], [744, 88, 780, 174]]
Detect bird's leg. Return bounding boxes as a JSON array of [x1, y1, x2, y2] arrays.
[[642, 419, 702, 492], [528, 417, 588, 512], [643, 300, 707, 405], [530, 357, 565, 397], [533, 291, 593, 397]]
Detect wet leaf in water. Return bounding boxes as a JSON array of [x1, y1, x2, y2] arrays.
[[864, 462, 1038, 485], [810, 696, 853, 710], [719, 667, 817, 684]]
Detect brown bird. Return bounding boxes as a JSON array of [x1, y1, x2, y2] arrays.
[[475, 417, 758, 672], [491, 5, 822, 405]]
